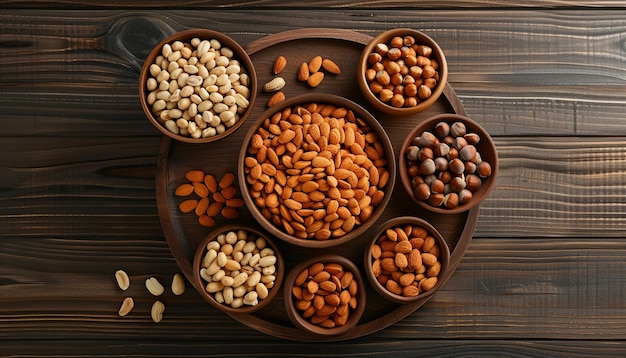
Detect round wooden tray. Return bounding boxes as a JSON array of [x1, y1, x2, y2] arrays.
[[156, 28, 479, 341]]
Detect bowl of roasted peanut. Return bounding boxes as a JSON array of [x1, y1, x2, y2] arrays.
[[238, 93, 396, 248], [357, 28, 448, 116], [139, 29, 257, 143]]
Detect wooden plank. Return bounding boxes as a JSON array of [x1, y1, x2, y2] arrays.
[[1, 10, 626, 137], [1, 1, 626, 9], [0, 237, 624, 341]]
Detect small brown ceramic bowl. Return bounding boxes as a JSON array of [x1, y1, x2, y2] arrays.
[[357, 28, 448, 116], [238, 93, 396, 248], [400, 113, 498, 214], [192, 224, 284, 314], [139, 29, 257, 143], [284, 254, 366, 336], [364, 216, 450, 304]]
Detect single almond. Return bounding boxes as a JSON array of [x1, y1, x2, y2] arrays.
[[204, 174, 218, 193], [306, 72, 324, 88], [272, 55, 287, 74], [198, 214, 216, 227], [178, 199, 198, 213], [194, 197, 210, 216], [219, 172, 236, 189], [193, 182, 209, 198], [174, 183, 194, 196], [206, 201, 223, 217], [220, 185, 237, 199], [221, 206, 240, 219], [267, 91, 285, 107], [308, 55, 323, 73], [225, 198, 245, 208], [297, 62, 309, 82], [118, 297, 134, 317], [321, 58, 341, 74], [185, 170, 205, 182]]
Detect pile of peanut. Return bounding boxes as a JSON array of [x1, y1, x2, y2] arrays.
[[176, 170, 244, 227], [404, 121, 493, 209], [243, 102, 391, 241], [145, 37, 251, 139], [365, 35, 440, 108], [198, 229, 278, 309], [291, 261, 359, 329], [370, 223, 443, 297]]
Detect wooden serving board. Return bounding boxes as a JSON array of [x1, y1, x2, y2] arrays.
[[156, 28, 479, 341]]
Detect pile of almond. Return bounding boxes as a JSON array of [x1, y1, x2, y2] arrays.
[[370, 223, 443, 298], [291, 261, 359, 329], [176, 170, 245, 227]]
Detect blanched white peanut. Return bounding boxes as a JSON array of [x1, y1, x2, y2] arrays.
[[145, 277, 165, 296], [145, 37, 251, 138], [199, 230, 278, 308]]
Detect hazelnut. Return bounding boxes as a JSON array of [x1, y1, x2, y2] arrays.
[[449, 176, 466, 192], [450, 122, 467, 137], [417, 131, 438, 148], [448, 158, 465, 175], [464, 133, 481, 145], [390, 36, 404, 48], [417, 85, 432, 100], [405, 97, 418, 107], [459, 145, 477, 161], [387, 48, 402, 61], [403, 36, 416, 46], [414, 183, 431, 201], [465, 174, 482, 192], [419, 158, 436, 175], [391, 93, 405, 108], [376, 70, 391, 86], [428, 193, 444, 207], [458, 189, 473, 204], [434, 122, 450, 138], [368, 52, 383, 65], [477, 161, 492, 178], [434, 157, 448, 171], [417, 45, 432, 57], [418, 147, 434, 161], [405, 146, 420, 161], [433, 143, 450, 157], [430, 178, 445, 194], [374, 43, 389, 56], [443, 193, 459, 209]]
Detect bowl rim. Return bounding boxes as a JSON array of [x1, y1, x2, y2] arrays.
[[138, 28, 257, 143], [283, 254, 367, 336], [399, 113, 499, 214], [192, 224, 284, 314], [364, 216, 451, 304], [357, 27, 448, 116], [238, 93, 396, 248]]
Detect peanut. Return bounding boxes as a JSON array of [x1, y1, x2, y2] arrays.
[[171, 273, 185, 296], [151, 300, 165, 323], [243, 102, 391, 241], [198, 229, 278, 309], [145, 277, 165, 296], [370, 224, 444, 297], [115, 270, 130, 291], [118, 297, 134, 317], [291, 261, 359, 329]]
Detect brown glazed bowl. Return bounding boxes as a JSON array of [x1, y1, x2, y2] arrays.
[[139, 29, 257, 143], [284, 255, 366, 336], [192, 224, 284, 314], [357, 28, 448, 116], [399, 113, 498, 214], [238, 93, 396, 248], [364, 216, 450, 304]]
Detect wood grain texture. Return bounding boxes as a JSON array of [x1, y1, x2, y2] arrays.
[[1, 4, 626, 355]]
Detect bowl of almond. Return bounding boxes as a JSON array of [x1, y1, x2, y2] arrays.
[[139, 29, 257, 143], [192, 225, 284, 314], [357, 28, 448, 116], [364, 216, 450, 304], [238, 93, 396, 248], [284, 255, 366, 336]]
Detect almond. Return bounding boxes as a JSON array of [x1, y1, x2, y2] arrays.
[[221, 185, 237, 199], [394, 240, 413, 254], [272, 55, 287, 74], [403, 285, 420, 297], [308, 55, 323, 73], [395, 252, 408, 269], [185, 170, 205, 182], [221, 206, 240, 219], [316, 304, 337, 317], [198, 215, 216, 227], [321, 58, 341, 74], [421, 252, 438, 266], [324, 293, 341, 306], [219, 172, 236, 189], [419, 276, 438, 292], [204, 174, 218, 193], [195, 197, 210, 216], [178, 199, 198, 213], [193, 182, 209, 198], [175, 183, 194, 196], [385, 279, 403, 295], [399, 273, 415, 287], [408, 249, 422, 269], [225, 198, 245, 208], [306, 71, 324, 88], [324, 263, 343, 276], [380, 257, 397, 272], [319, 280, 337, 293], [297, 62, 309, 82], [206, 201, 223, 217], [267, 91, 285, 107]]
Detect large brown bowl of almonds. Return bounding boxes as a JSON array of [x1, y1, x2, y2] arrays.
[[139, 29, 257, 143], [238, 93, 396, 248], [357, 28, 448, 116]]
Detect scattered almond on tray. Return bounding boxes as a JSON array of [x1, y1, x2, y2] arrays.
[[176, 170, 244, 227]]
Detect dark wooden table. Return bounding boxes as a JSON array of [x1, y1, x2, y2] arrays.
[[2, 2, 626, 356]]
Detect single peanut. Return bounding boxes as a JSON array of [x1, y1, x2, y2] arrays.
[[118, 297, 134, 317], [151, 300, 165, 323], [115, 270, 130, 291], [171, 273, 185, 296], [145, 277, 165, 297]]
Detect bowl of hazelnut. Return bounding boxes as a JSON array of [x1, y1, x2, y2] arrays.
[[357, 28, 448, 116], [238, 93, 396, 249], [192, 225, 284, 314], [364, 216, 450, 304], [139, 29, 257, 143], [400, 113, 498, 214], [284, 254, 366, 336]]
